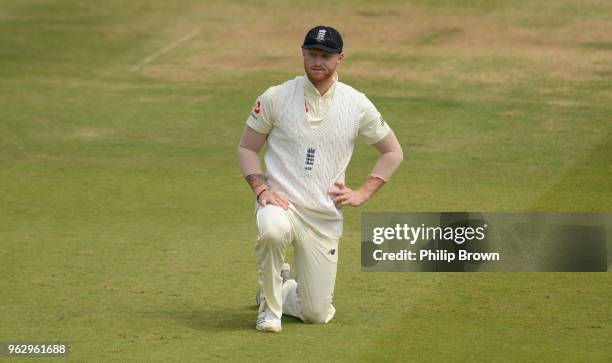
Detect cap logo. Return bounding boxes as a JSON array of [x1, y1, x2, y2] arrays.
[[316, 29, 326, 42]]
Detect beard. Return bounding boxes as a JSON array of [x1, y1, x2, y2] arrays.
[[305, 67, 334, 83]]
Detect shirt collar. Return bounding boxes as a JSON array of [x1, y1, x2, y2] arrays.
[[304, 72, 338, 100]]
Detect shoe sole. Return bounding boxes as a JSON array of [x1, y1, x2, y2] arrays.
[[256, 324, 282, 332]]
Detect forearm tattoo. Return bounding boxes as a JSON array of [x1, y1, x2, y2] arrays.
[[245, 173, 268, 193]]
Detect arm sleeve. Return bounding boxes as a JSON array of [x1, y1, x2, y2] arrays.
[[357, 93, 391, 145], [245, 86, 277, 134]]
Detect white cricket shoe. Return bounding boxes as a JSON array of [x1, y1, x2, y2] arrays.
[[281, 262, 291, 283], [256, 298, 282, 332], [256, 263, 291, 306]]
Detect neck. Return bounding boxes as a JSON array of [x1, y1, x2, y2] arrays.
[[307, 73, 336, 95]]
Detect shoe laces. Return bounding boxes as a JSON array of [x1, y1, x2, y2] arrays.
[[258, 298, 279, 321]]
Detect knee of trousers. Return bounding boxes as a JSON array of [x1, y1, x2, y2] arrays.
[[300, 305, 331, 324], [257, 213, 291, 247]]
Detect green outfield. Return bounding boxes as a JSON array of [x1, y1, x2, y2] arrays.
[[1, 0, 611, 361]]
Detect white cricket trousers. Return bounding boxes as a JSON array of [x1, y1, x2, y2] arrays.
[[255, 204, 338, 323]]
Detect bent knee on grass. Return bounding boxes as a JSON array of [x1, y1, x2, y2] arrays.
[[301, 307, 331, 324]]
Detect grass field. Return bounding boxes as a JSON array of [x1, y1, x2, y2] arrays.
[[1, 0, 611, 361]]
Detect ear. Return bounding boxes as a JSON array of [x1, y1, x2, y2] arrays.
[[337, 52, 344, 64]]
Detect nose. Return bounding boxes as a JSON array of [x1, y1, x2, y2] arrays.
[[312, 56, 323, 67]]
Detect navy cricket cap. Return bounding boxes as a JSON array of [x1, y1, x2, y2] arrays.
[[301, 26, 343, 53]]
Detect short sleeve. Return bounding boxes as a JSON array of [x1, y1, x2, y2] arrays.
[[246, 86, 277, 134], [357, 93, 391, 144]]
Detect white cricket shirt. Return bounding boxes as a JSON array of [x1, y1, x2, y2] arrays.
[[246, 74, 391, 238]]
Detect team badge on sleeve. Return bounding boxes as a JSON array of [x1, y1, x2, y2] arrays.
[[250, 99, 261, 119]]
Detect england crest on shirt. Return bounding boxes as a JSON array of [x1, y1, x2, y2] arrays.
[[304, 145, 316, 171]]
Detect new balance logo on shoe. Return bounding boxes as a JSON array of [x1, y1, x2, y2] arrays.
[[329, 249, 336, 255]]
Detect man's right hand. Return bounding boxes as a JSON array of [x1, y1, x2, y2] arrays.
[[258, 190, 289, 210]]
